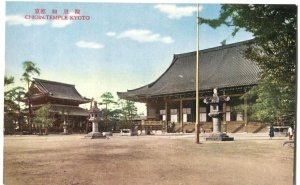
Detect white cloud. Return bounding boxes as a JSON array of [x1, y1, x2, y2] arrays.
[[106, 32, 116, 37], [6, 13, 75, 28], [51, 19, 73, 28], [154, 4, 202, 19], [117, 29, 174, 44], [6, 15, 48, 26], [75, 41, 104, 49], [161, 36, 174, 44]]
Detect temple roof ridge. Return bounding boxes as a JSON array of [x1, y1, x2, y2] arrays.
[[174, 39, 255, 59], [118, 39, 260, 101], [33, 78, 76, 87]]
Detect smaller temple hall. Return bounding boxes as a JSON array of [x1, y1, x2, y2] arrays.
[[26, 78, 91, 133]]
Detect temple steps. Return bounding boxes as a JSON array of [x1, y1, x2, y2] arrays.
[[173, 122, 267, 133]]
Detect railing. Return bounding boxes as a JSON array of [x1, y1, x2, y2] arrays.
[[143, 121, 163, 125]]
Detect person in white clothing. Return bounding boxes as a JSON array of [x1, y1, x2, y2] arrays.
[[288, 126, 293, 140]]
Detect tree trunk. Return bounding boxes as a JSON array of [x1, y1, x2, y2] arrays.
[[27, 82, 32, 133]]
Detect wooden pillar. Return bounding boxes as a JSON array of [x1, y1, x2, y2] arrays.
[[223, 102, 227, 133], [244, 97, 248, 133], [180, 98, 183, 133], [165, 99, 168, 133]]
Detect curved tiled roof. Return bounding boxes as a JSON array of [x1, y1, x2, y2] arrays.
[[118, 39, 260, 100], [32, 78, 91, 103]]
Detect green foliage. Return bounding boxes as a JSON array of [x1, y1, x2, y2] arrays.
[[98, 92, 138, 123], [21, 61, 41, 85], [4, 76, 14, 86], [21, 61, 41, 128], [4, 87, 25, 112], [201, 4, 296, 123], [4, 61, 41, 133], [4, 113, 17, 134], [118, 99, 138, 122], [99, 92, 117, 121], [33, 104, 54, 134], [241, 77, 295, 123], [100, 92, 117, 107], [220, 39, 226, 46], [108, 109, 124, 121], [4, 75, 26, 134]]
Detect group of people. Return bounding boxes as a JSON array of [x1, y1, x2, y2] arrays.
[[269, 125, 294, 140]]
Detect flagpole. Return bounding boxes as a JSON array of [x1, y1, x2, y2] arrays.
[[195, 3, 200, 144]]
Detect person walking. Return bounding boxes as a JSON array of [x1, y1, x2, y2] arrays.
[[288, 126, 293, 140], [269, 125, 275, 139]]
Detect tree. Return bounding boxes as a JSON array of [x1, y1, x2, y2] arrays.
[[33, 104, 54, 135], [247, 79, 292, 122], [21, 61, 41, 131], [4, 76, 26, 134], [99, 92, 117, 122], [232, 80, 286, 123], [5, 76, 14, 85], [119, 99, 138, 123], [200, 5, 296, 123]]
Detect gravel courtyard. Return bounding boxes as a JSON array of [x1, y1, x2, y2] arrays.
[[4, 133, 294, 185]]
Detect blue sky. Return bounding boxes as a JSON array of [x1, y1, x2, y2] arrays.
[[5, 2, 254, 112]]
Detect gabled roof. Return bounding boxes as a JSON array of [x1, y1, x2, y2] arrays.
[[31, 78, 91, 103], [118, 39, 260, 100]]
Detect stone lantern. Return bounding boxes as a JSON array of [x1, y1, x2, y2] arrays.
[[61, 111, 69, 135], [86, 101, 105, 138], [203, 88, 234, 141]]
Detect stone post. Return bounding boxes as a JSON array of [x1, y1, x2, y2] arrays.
[[212, 117, 221, 134], [180, 98, 183, 133], [92, 121, 99, 133], [63, 120, 68, 134], [223, 102, 227, 133], [210, 104, 221, 134]]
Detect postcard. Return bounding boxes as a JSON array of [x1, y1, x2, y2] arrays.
[[3, 1, 296, 185]]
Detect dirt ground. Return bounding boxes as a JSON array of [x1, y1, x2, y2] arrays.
[[4, 133, 294, 185]]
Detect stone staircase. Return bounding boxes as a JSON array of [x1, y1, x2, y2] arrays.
[[173, 122, 267, 133], [246, 123, 268, 133], [224, 123, 245, 133]]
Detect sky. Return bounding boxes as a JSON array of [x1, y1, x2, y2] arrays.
[[4, 2, 254, 112]]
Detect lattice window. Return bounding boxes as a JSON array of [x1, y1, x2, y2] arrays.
[[160, 110, 166, 115], [170, 109, 177, 115], [182, 108, 191, 114]]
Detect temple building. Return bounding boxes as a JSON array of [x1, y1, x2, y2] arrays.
[[27, 78, 91, 133], [118, 40, 266, 133]]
